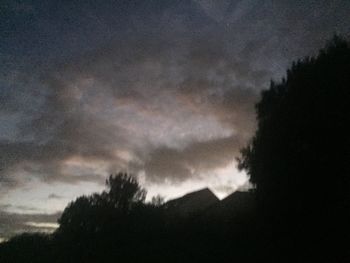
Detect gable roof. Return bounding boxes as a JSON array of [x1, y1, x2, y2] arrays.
[[202, 191, 256, 222], [164, 188, 219, 217]]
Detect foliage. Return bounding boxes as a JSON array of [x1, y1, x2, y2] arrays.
[[0, 233, 52, 263], [2, 36, 350, 262], [0, 172, 257, 262], [238, 35, 350, 260], [105, 172, 146, 209], [57, 173, 147, 235], [150, 194, 165, 207]]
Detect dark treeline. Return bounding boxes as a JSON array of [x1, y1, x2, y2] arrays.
[[238, 35, 350, 262], [0, 173, 258, 263], [1, 36, 350, 262]]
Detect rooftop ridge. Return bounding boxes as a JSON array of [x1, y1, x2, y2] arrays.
[[166, 187, 218, 203]]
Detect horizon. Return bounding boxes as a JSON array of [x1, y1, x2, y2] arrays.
[[0, 184, 249, 242], [1, 0, 350, 241]]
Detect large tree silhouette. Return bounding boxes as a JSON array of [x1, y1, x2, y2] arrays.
[[57, 173, 146, 235], [3, 37, 350, 263], [105, 172, 146, 210], [238, 36, 350, 261]]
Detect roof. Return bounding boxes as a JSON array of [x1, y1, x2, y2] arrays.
[[202, 190, 256, 222], [164, 188, 219, 217]]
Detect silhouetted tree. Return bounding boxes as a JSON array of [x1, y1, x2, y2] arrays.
[[58, 172, 146, 231], [57, 195, 99, 235], [0, 171, 258, 262], [150, 194, 165, 207], [238, 36, 350, 261], [52, 172, 185, 263], [0, 233, 52, 263], [105, 172, 146, 210], [6, 37, 350, 263]]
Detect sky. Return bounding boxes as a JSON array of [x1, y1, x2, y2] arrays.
[[1, 0, 350, 240]]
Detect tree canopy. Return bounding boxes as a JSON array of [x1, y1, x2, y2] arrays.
[[238, 36, 350, 260], [105, 172, 146, 209], [57, 173, 147, 235], [2, 37, 350, 263]]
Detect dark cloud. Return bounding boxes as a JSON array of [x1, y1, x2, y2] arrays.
[[1, 0, 350, 195], [138, 135, 245, 183], [0, 204, 40, 213], [48, 194, 63, 199], [0, 20, 262, 189], [0, 211, 60, 240]]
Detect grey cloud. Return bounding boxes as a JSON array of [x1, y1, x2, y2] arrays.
[[138, 135, 245, 183], [0, 61, 133, 189], [0, 204, 40, 213], [48, 194, 63, 199], [1, 28, 261, 189], [0, 211, 60, 240], [1, 0, 349, 193]]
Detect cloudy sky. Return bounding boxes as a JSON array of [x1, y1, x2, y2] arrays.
[[1, 0, 350, 239]]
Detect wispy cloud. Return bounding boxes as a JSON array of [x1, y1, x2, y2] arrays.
[[0, 211, 61, 240], [48, 194, 63, 200], [24, 222, 59, 229]]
